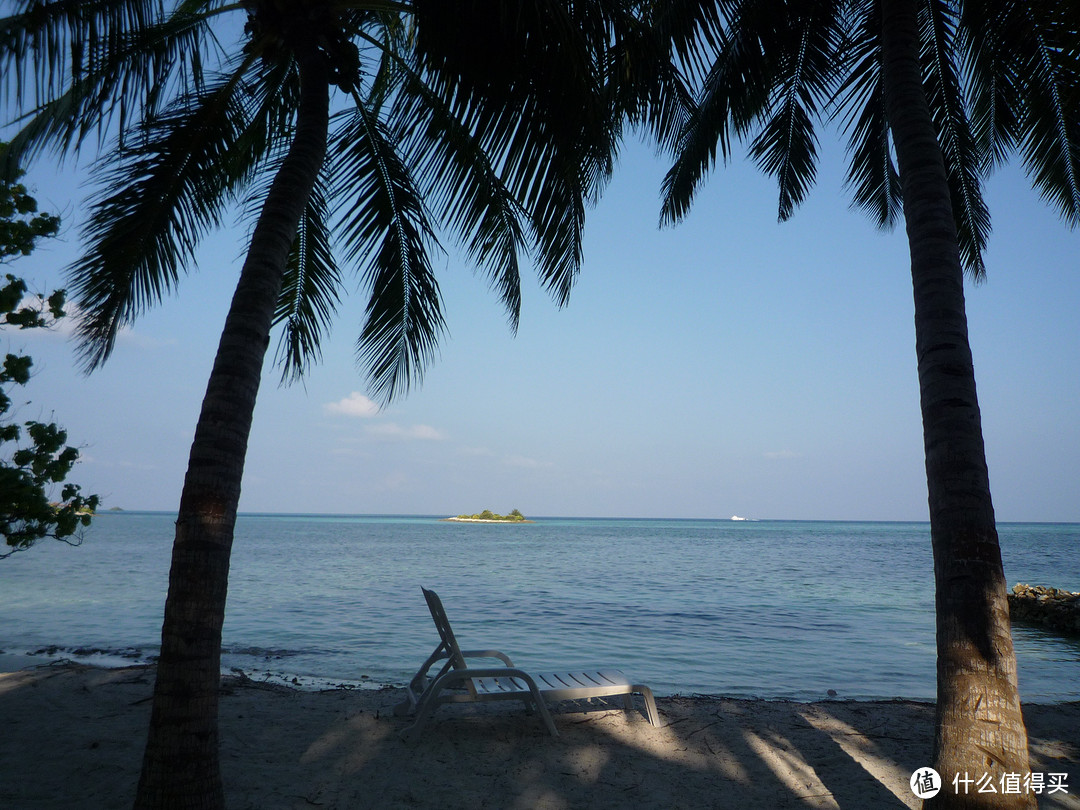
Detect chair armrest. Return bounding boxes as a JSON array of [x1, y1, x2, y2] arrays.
[[405, 644, 455, 694], [459, 649, 515, 666], [403, 646, 514, 700]]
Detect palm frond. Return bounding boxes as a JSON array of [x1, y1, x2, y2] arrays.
[[601, 2, 698, 155], [274, 172, 342, 384], [358, 10, 407, 112], [387, 58, 528, 330], [227, 59, 305, 248], [921, 0, 990, 277], [510, 111, 602, 306], [661, 47, 745, 224], [621, 50, 699, 155], [963, 0, 1080, 225], [660, 0, 778, 225], [652, 0, 728, 80], [69, 55, 267, 370], [832, 5, 903, 229], [331, 103, 444, 404], [746, 1, 846, 221], [230, 58, 298, 179], [411, 0, 624, 305], [0, 1, 214, 178], [1, 0, 166, 104], [961, 0, 1023, 166], [1014, 3, 1080, 224]]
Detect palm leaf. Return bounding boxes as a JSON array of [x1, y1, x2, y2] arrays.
[[0, 0, 214, 178], [274, 172, 342, 384], [961, 0, 1024, 167], [962, 0, 1080, 226], [597, 1, 698, 156], [386, 57, 528, 330], [1010, 2, 1080, 224], [746, 1, 846, 221], [331, 103, 444, 403], [832, 4, 903, 230], [521, 138, 595, 306], [69, 53, 269, 369], [661, 1, 776, 225], [651, 0, 727, 78], [920, 0, 990, 277], [410, 0, 621, 305]]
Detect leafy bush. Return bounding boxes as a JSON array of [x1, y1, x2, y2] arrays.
[[1, 152, 99, 557]]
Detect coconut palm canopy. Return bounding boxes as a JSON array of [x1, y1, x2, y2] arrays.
[[1, 0, 680, 400], [662, 0, 1079, 257]]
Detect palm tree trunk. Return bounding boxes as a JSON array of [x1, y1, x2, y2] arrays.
[[133, 52, 329, 810], [879, 1, 1033, 808]]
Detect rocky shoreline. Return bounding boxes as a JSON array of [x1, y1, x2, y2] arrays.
[[1008, 584, 1080, 635]]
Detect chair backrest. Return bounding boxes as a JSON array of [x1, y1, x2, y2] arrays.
[[422, 587, 468, 672]]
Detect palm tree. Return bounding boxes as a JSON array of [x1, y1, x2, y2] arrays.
[[660, 0, 1078, 805], [1, 1, 673, 806]]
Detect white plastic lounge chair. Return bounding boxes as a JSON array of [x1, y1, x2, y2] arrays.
[[394, 587, 660, 738]]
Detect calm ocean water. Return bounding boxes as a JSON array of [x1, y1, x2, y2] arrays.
[[1, 514, 1077, 701]]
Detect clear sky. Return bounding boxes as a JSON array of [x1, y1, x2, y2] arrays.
[[6, 130, 1078, 521]]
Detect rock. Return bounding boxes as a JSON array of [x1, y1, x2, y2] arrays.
[[1008, 584, 1080, 635]]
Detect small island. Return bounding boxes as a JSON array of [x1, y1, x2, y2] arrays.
[[442, 509, 534, 524]]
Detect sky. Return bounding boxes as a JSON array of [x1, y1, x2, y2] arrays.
[[4, 129, 1078, 522]]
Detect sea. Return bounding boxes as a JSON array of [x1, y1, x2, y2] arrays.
[[1, 513, 1077, 702]]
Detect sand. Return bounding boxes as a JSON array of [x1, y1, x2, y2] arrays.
[[1, 660, 1077, 810]]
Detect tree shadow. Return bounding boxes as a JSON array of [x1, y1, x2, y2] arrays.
[[226, 693, 932, 809], [2, 664, 1077, 810]]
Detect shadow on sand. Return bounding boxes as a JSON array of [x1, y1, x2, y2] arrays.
[[1, 663, 1078, 810]]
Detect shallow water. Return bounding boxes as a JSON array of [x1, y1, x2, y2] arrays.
[[1, 514, 1077, 700]]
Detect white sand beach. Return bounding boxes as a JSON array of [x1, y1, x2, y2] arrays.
[[2, 660, 1078, 809], [440, 517, 536, 524]]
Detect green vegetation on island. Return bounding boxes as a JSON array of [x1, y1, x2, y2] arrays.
[[450, 509, 529, 523]]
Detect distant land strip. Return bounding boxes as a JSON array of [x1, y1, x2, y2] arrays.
[[442, 510, 534, 524], [442, 517, 536, 523]]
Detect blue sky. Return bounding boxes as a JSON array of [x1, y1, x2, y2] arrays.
[[6, 131, 1078, 521]]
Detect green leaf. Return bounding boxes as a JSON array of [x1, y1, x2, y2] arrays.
[[331, 102, 444, 404], [68, 52, 270, 370], [274, 172, 342, 384]]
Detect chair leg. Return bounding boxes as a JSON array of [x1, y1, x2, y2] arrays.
[[400, 686, 444, 740], [534, 701, 559, 737], [401, 697, 441, 740], [522, 686, 559, 737], [393, 690, 418, 717], [633, 685, 660, 727]]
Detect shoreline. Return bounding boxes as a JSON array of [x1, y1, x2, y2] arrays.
[[440, 516, 536, 524], [0, 651, 384, 692], [5, 646, 1080, 703], [2, 660, 1078, 810]]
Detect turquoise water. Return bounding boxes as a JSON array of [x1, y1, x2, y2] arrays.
[[1, 513, 1077, 701]]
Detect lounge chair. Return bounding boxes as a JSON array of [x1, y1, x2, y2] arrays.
[[394, 587, 660, 738]]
